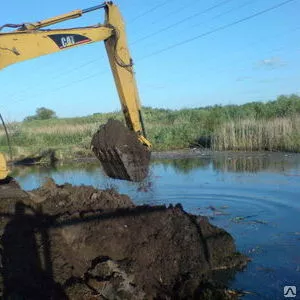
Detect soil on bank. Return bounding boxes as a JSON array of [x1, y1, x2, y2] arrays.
[[0, 178, 249, 299]]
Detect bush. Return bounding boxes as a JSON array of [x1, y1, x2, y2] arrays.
[[24, 107, 57, 121]]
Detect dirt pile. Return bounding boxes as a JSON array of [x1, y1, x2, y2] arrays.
[[0, 179, 249, 299], [91, 119, 151, 182]]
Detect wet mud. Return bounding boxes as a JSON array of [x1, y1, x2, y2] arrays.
[[91, 119, 151, 182], [0, 178, 249, 299]]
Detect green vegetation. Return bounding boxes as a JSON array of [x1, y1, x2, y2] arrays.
[[1, 94, 300, 160], [24, 107, 57, 121]]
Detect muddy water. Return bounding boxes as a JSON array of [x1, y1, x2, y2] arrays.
[[13, 152, 300, 299]]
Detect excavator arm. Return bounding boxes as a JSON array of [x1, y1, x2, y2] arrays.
[[0, 2, 151, 181]]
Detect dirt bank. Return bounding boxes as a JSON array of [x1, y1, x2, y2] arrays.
[[0, 178, 248, 299]]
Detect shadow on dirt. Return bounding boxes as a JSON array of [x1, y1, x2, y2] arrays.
[[0, 202, 66, 299]]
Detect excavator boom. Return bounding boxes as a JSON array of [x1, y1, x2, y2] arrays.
[[0, 2, 151, 181]]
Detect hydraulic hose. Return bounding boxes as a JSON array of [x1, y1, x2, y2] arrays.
[[0, 113, 13, 161]]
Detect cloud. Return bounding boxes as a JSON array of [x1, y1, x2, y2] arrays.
[[256, 57, 286, 69], [257, 77, 281, 84], [236, 76, 251, 82]]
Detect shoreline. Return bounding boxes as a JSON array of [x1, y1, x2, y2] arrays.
[[8, 148, 300, 167]]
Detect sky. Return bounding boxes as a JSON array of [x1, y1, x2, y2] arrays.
[[0, 0, 300, 121]]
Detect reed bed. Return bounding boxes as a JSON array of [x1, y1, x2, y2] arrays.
[[213, 116, 300, 152]]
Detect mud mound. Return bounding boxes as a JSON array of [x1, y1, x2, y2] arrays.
[[0, 179, 249, 299], [0, 176, 28, 200], [30, 178, 134, 216], [91, 119, 151, 182]]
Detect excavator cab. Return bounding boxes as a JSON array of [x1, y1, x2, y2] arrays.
[[0, 2, 151, 182], [0, 153, 9, 180]]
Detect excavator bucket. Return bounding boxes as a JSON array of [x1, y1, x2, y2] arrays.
[[91, 119, 151, 182]]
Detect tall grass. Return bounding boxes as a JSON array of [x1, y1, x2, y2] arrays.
[[0, 121, 99, 159], [213, 116, 300, 152]]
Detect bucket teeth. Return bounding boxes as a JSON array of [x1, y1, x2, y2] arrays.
[[93, 145, 150, 182]]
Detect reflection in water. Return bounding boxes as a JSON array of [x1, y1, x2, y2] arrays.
[[153, 157, 211, 174], [212, 153, 300, 173], [11, 153, 300, 180], [153, 153, 300, 174], [11, 160, 101, 179]]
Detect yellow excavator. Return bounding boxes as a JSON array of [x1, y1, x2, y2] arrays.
[[0, 1, 151, 182]]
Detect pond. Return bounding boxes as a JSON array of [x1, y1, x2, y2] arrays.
[[13, 152, 300, 299]]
